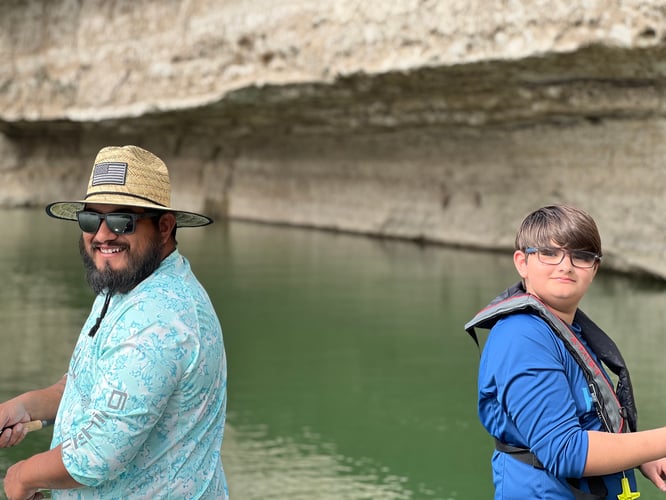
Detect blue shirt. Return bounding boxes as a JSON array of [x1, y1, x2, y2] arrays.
[[51, 250, 228, 499], [478, 313, 636, 499]]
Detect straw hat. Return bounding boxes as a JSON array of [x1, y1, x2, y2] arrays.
[[46, 145, 212, 227]]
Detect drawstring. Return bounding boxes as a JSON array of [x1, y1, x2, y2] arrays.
[[88, 293, 112, 338]]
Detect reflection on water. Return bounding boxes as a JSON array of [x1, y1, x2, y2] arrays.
[[224, 423, 414, 499], [1, 209, 666, 499]]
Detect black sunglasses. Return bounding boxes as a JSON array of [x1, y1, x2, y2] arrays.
[[76, 210, 161, 235]]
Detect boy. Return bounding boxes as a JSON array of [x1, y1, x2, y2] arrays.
[[465, 204, 666, 499]]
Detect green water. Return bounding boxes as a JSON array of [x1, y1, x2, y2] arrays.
[[1, 208, 666, 499]]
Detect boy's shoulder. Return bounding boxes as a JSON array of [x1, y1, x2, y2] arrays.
[[492, 312, 560, 343]]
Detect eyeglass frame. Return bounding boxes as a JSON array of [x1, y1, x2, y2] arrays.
[[76, 210, 162, 235], [524, 246, 601, 269]]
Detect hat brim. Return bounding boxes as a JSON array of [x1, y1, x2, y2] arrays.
[[45, 200, 213, 228]]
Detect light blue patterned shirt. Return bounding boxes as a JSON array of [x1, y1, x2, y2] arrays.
[[51, 250, 228, 499]]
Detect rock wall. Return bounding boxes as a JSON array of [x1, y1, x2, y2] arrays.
[[2, 0, 666, 277]]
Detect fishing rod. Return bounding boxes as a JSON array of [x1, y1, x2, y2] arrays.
[[0, 419, 54, 435]]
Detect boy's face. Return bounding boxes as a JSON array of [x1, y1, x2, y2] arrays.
[[513, 242, 598, 323]]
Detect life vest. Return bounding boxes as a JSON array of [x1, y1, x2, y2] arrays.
[[465, 282, 638, 499], [465, 281, 637, 434]]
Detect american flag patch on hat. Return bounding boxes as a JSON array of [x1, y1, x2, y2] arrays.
[[92, 162, 128, 186]]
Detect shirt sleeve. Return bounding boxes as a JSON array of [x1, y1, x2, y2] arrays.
[[479, 313, 589, 478], [61, 304, 198, 486]]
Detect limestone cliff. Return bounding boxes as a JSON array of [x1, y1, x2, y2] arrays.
[[2, 0, 666, 278]]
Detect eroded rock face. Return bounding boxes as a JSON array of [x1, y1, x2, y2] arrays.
[[2, 1, 666, 277]]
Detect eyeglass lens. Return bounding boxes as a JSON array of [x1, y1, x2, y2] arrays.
[[531, 248, 598, 268], [77, 211, 151, 235]]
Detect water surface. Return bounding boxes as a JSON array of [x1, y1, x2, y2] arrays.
[[1, 209, 666, 499]]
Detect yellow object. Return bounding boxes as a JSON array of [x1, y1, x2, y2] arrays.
[[617, 476, 640, 499]]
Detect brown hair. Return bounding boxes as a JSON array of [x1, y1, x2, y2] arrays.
[[514, 204, 602, 257]]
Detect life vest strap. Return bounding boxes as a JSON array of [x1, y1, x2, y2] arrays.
[[494, 439, 608, 499], [494, 438, 544, 469]]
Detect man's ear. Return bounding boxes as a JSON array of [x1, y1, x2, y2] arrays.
[[159, 213, 177, 242], [514, 249, 528, 279]]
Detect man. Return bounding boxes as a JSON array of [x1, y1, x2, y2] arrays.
[[0, 145, 228, 499]]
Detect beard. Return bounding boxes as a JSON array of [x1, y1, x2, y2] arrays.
[[79, 233, 164, 295]]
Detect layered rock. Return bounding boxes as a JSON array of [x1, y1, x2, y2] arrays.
[[2, 0, 666, 277]]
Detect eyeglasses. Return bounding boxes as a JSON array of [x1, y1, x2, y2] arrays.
[[76, 211, 161, 235], [524, 247, 601, 269]]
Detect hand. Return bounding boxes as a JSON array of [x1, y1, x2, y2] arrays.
[[639, 458, 666, 492], [0, 401, 31, 448], [3, 460, 44, 500]]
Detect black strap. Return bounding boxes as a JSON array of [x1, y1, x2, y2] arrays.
[[494, 439, 607, 499], [495, 439, 544, 469], [566, 477, 608, 500], [87, 292, 112, 338]]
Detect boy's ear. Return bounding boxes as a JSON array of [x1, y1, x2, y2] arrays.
[[514, 249, 528, 279], [591, 262, 599, 278]]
